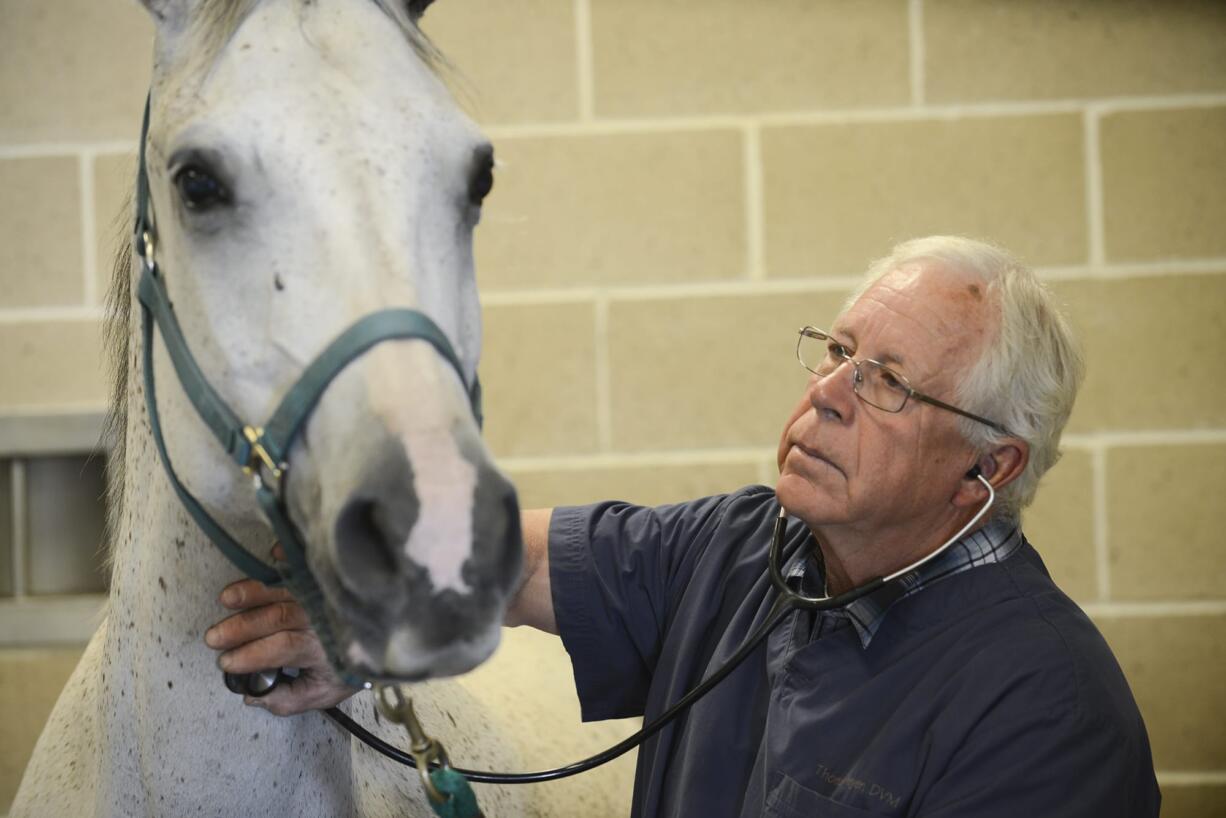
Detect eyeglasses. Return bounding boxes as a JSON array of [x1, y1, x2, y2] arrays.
[[795, 326, 1011, 435]]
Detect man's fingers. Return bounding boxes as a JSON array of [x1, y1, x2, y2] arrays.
[[206, 601, 312, 649], [218, 578, 294, 610], [248, 676, 357, 717], [271, 542, 287, 562], [217, 629, 326, 676]]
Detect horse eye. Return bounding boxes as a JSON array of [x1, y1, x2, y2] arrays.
[[468, 151, 495, 207], [174, 165, 230, 211]]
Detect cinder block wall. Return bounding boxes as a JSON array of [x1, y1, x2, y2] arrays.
[[2, 0, 1225, 814]]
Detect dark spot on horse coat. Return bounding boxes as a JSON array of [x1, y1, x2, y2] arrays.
[[159, 575, 167, 590]]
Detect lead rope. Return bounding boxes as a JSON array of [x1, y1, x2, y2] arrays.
[[374, 685, 483, 818]]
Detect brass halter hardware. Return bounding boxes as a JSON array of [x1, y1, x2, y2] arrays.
[[241, 426, 285, 491], [376, 685, 452, 805]]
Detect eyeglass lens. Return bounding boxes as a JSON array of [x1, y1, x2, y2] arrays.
[[796, 330, 911, 413]]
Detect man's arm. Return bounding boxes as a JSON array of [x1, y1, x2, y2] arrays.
[[504, 507, 557, 633]]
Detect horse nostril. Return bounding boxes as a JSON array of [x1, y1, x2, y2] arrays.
[[334, 498, 404, 593]]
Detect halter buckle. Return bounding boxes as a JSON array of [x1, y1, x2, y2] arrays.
[[141, 230, 158, 271], [242, 426, 286, 492]]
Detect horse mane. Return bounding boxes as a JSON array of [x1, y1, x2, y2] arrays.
[[101, 0, 453, 557]]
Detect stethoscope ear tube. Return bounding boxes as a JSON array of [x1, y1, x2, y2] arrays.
[[769, 475, 995, 610], [768, 510, 886, 610]]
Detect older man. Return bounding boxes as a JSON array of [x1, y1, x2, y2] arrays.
[[207, 236, 1160, 816]]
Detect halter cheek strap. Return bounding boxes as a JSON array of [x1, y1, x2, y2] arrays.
[[133, 95, 483, 683]]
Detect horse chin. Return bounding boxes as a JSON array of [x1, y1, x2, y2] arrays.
[[343, 621, 503, 683]]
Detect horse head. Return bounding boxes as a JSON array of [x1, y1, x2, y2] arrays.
[[134, 0, 519, 682]]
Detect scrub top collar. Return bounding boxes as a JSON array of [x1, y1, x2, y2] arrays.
[[785, 518, 1025, 648]]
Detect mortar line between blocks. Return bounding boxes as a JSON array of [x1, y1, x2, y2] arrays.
[[0, 306, 104, 323], [1083, 601, 1226, 618], [80, 152, 98, 307], [744, 124, 765, 280], [1092, 443, 1111, 602], [11, 460, 27, 599], [1083, 109, 1106, 267], [594, 297, 613, 452], [479, 261, 1226, 307], [908, 0, 925, 107], [574, 0, 595, 122], [1063, 429, 1226, 447], [1154, 771, 1226, 786], [501, 448, 775, 472], [484, 94, 1226, 140], [0, 140, 136, 159]]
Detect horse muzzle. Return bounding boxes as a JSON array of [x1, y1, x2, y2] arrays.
[[321, 438, 522, 681]]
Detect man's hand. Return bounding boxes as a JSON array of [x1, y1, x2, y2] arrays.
[[205, 573, 358, 716]]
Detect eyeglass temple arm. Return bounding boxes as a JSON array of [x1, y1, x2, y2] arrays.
[[910, 392, 1011, 436]]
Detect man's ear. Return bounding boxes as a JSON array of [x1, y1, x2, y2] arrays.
[[408, 0, 436, 22], [953, 439, 1029, 509]]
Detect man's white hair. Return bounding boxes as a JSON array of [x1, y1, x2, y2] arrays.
[[842, 236, 1085, 521]]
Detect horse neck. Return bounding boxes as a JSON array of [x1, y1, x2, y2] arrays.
[[93, 269, 354, 816]]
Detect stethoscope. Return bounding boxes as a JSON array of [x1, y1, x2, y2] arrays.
[[225, 470, 996, 785]]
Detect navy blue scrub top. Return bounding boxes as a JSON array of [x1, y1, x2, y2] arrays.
[[549, 486, 1160, 818]]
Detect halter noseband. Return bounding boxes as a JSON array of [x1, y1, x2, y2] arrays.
[[133, 96, 483, 684]]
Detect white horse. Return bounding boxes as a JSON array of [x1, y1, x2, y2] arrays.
[[13, 0, 631, 814]]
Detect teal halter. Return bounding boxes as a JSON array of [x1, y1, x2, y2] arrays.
[[133, 97, 483, 684]]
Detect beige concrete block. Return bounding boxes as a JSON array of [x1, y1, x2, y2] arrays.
[[1021, 448, 1095, 603], [0, 0, 152, 143], [481, 301, 598, 458], [507, 459, 763, 510], [1056, 274, 1226, 433], [93, 153, 137, 306], [926, 0, 1226, 102], [589, 0, 910, 117], [0, 158, 83, 309], [1101, 107, 1226, 262], [607, 290, 850, 451], [477, 131, 745, 289], [1094, 614, 1226, 770], [1105, 444, 1226, 601], [422, 0, 578, 125], [0, 648, 86, 812], [763, 115, 1087, 279], [1159, 785, 1226, 818], [0, 320, 107, 410]]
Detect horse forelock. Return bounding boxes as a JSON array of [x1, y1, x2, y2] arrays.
[[184, 0, 449, 79]]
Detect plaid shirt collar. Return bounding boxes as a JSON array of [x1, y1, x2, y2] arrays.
[[786, 518, 1024, 648]]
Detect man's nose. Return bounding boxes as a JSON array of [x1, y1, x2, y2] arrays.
[[808, 359, 857, 423]]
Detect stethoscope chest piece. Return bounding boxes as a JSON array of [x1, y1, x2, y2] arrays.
[[223, 668, 292, 698]]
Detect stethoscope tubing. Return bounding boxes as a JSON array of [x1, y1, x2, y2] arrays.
[[299, 480, 997, 784], [326, 593, 793, 784]]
